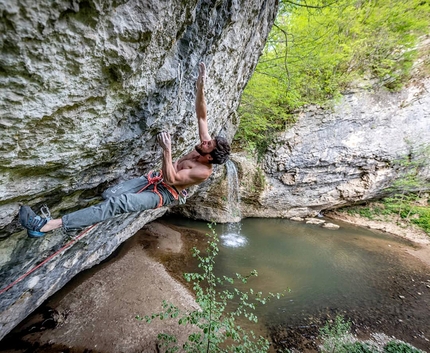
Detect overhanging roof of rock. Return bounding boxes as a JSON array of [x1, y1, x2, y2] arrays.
[[0, 0, 278, 213]]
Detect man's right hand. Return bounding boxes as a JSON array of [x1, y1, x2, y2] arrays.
[[195, 62, 210, 142], [196, 62, 206, 90]]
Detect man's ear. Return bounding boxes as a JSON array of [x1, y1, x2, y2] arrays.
[[206, 154, 213, 162]]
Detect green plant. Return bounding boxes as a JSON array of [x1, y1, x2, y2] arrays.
[[358, 207, 375, 220], [342, 342, 378, 353], [409, 205, 430, 233], [319, 316, 355, 353], [383, 146, 430, 233], [345, 206, 379, 220], [318, 316, 425, 353], [383, 340, 423, 353], [139, 224, 283, 352], [235, 0, 430, 155]]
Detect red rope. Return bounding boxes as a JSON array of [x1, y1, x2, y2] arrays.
[[0, 224, 96, 295], [0, 170, 179, 296]]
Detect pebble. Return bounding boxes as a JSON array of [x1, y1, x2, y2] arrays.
[[305, 218, 325, 225], [399, 295, 405, 299], [322, 222, 340, 229]]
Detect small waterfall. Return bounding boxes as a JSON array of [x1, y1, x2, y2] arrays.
[[222, 160, 247, 247], [225, 160, 242, 223]]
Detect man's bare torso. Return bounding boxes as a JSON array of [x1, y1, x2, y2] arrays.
[[171, 150, 212, 191]]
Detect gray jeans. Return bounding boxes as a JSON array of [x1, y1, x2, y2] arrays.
[[62, 175, 178, 230]]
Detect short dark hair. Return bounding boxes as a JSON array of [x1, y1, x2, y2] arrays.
[[210, 136, 231, 164]]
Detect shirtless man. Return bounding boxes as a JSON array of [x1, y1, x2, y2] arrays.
[[19, 62, 231, 238]]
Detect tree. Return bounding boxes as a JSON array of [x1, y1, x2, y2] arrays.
[[236, 0, 430, 155]]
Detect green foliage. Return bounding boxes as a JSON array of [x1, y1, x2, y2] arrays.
[[344, 196, 430, 234], [139, 224, 283, 352], [344, 145, 430, 234], [347, 206, 376, 220], [384, 145, 430, 233], [390, 145, 430, 193], [383, 341, 423, 353], [235, 73, 295, 159], [319, 316, 355, 353], [342, 341, 378, 353], [409, 206, 430, 233], [236, 0, 430, 154], [391, 200, 430, 233], [319, 316, 424, 353]]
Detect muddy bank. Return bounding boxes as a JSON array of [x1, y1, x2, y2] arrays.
[[326, 210, 430, 267], [0, 222, 202, 353]]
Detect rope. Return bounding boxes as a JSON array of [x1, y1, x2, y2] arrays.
[[0, 171, 180, 296], [0, 224, 96, 296]]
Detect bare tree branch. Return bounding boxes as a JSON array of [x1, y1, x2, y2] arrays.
[[282, 0, 338, 9]]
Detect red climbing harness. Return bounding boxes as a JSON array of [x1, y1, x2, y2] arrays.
[[138, 170, 180, 208]]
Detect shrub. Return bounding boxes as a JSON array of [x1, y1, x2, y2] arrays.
[[383, 340, 423, 353], [139, 224, 283, 352]]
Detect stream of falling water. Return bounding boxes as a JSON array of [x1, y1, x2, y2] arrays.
[[221, 160, 247, 248]]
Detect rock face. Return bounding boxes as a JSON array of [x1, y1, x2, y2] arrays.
[[0, 0, 278, 339], [176, 78, 430, 221]]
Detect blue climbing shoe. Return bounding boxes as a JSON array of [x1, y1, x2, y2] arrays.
[[19, 205, 51, 238]]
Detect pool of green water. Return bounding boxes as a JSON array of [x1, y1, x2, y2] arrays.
[[163, 217, 430, 351]]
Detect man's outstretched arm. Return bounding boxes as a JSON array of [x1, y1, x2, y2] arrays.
[[196, 62, 211, 142]]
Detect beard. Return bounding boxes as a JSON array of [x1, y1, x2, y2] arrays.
[[195, 144, 207, 156]]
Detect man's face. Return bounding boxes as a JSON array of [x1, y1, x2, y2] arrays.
[[195, 139, 216, 156]]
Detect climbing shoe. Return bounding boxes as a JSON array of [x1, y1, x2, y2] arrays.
[[19, 205, 51, 238]]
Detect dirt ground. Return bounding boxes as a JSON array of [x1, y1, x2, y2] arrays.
[[0, 222, 201, 353], [1, 215, 429, 353]]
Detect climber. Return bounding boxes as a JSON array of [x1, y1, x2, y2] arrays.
[[19, 62, 231, 238]]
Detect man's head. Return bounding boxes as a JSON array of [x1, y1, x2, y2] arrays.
[[195, 135, 231, 165]]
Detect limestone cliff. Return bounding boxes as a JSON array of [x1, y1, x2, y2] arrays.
[[0, 0, 278, 339], [177, 77, 430, 221]]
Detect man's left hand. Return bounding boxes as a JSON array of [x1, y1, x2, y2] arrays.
[[157, 131, 172, 152]]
